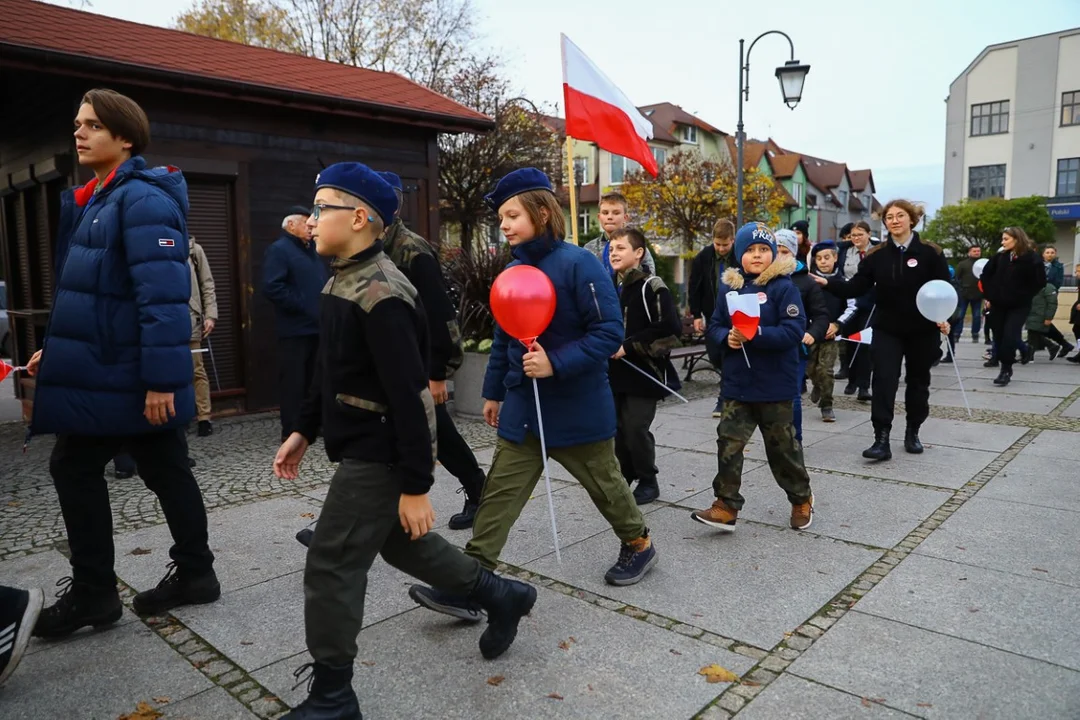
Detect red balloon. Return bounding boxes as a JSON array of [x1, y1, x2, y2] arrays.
[[490, 265, 557, 342]]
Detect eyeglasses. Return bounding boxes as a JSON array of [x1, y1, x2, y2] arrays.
[[311, 203, 357, 220]]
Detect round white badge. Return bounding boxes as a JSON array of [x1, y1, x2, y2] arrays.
[[786, 304, 800, 317], [907, 258, 918, 267], [757, 292, 768, 304]]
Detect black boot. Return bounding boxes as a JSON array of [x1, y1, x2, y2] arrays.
[[132, 562, 220, 617], [904, 426, 924, 454], [448, 495, 480, 531], [862, 428, 892, 461], [468, 569, 536, 660], [632, 479, 660, 505], [296, 527, 315, 548], [993, 368, 1012, 386], [32, 577, 123, 639], [283, 662, 361, 720], [983, 357, 999, 368]]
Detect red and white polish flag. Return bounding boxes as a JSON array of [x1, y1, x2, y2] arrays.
[[836, 328, 873, 344], [725, 291, 761, 340], [561, 34, 658, 178]]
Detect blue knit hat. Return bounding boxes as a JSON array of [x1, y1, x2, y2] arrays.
[[484, 168, 554, 212], [734, 222, 778, 261], [774, 229, 799, 256], [377, 171, 403, 191], [315, 162, 398, 225]]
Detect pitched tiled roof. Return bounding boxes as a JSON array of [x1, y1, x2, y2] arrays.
[[849, 169, 875, 193], [638, 102, 725, 139], [0, 0, 492, 131], [769, 154, 803, 179]]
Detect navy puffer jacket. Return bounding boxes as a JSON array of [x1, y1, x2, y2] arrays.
[[32, 156, 195, 436]]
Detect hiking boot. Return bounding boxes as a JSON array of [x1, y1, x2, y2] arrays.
[[0, 586, 43, 685], [691, 499, 738, 531], [197, 420, 213, 437], [282, 662, 361, 720], [844, 382, 856, 396], [32, 578, 122, 639], [810, 386, 821, 404], [711, 399, 724, 419], [790, 496, 814, 530], [821, 407, 836, 423], [132, 563, 220, 617], [407, 586, 484, 623], [857, 388, 872, 402], [604, 534, 658, 586], [296, 527, 314, 548], [469, 569, 537, 659], [862, 428, 892, 461], [983, 358, 999, 368], [904, 426, 924, 454], [1049, 344, 1062, 361], [632, 480, 660, 505], [993, 369, 1012, 386], [448, 492, 480, 531], [1021, 346, 1035, 365], [834, 367, 850, 380]]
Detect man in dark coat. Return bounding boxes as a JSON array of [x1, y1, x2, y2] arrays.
[[954, 245, 985, 343]]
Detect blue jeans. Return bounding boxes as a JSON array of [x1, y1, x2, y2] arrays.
[[793, 355, 808, 443], [957, 298, 982, 338]]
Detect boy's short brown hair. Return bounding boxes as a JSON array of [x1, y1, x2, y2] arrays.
[[712, 218, 735, 240], [516, 189, 567, 240], [81, 88, 151, 157], [599, 192, 628, 210], [609, 227, 647, 252]]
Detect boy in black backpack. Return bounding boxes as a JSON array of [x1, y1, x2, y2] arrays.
[[807, 241, 856, 422], [607, 228, 683, 505]]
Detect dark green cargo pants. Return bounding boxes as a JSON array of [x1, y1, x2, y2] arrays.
[[465, 435, 647, 569], [305, 459, 481, 665], [712, 400, 812, 511]]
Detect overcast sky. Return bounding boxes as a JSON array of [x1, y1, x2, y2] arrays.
[[46, 0, 1080, 217]]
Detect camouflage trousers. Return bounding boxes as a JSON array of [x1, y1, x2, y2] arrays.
[[712, 400, 812, 511], [806, 342, 839, 409]]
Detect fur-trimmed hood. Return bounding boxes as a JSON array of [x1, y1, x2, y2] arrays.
[[721, 254, 797, 291]]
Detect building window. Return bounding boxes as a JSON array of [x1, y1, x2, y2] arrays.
[[578, 207, 590, 236], [573, 157, 589, 185], [682, 125, 698, 144], [652, 147, 667, 168], [968, 164, 1006, 199], [791, 181, 803, 205], [611, 155, 625, 184], [1063, 91, 1080, 127], [838, 190, 848, 206], [1057, 157, 1080, 196], [970, 101, 1009, 136]]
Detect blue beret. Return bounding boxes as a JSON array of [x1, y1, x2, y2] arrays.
[[484, 168, 554, 212], [315, 162, 399, 225], [811, 240, 838, 257], [377, 171, 402, 191], [734, 222, 778, 261]]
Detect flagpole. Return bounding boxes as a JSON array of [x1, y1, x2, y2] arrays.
[[566, 135, 579, 245]]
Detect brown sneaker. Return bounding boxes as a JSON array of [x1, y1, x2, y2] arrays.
[[790, 495, 814, 530], [691, 500, 738, 531]]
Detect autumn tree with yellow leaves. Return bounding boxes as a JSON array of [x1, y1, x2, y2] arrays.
[[620, 150, 784, 254]]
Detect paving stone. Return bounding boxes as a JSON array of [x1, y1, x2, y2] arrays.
[[914, 496, 1080, 588], [526, 507, 880, 649], [697, 706, 731, 720], [253, 587, 753, 719], [717, 693, 746, 712], [160, 686, 259, 719], [737, 673, 910, 719], [1016, 429, 1080, 461], [856, 553, 1080, 671], [929, 387, 1062, 414], [651, 445, 767, 501], [978, 452, 1080, 513], [789, 612, 1080, 719]]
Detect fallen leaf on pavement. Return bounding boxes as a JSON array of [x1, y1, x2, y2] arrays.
[[547, 693, 564, 700], [669, 649, 683, 656], [870, 698, 886, 704], [861, 698, 872, 708], [568, 636, 576, 643], [968, 607, 980, 613], [917, 703, 934, 708], [1033, 567, 1049, 573], [240, 641, 253, 645], [360, 661, 375, 667], [698, 664, 740, 684], [130, 548, 152, 556], [587, 684, 594, 692], [742, 680, 761, 687], [558, 641, 571, 650], [956, 546, 966, 551], [487, 675, 505, 686], [300, 512, 315, 519], [117, 701, 163, 720], [7, 501, 19, 507], [152, 697, 170, 704]]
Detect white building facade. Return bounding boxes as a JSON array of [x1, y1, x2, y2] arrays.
[[944, 27, 1080, 280]]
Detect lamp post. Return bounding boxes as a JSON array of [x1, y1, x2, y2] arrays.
[[736, 31, 810, 228]]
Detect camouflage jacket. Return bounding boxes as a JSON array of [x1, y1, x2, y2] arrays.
[[296, 239, 437, 494], [382, 219, 463, 380]]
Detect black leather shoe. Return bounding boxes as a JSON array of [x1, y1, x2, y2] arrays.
[[857, 388, 872, 402], [862, 428, 891, 461], [132, 563, 220, 617], [904, 427, 924, 454], [632, 481, 660, 505], [469, 569, 536, 659], [282, 662, 362, 719], [197, 420, 213, 437], [993, 369, 1012, 386], [32, 578, 122, 639], [448, 497, 480, 530]]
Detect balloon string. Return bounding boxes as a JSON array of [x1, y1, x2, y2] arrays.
[[530, 376, 562, 564], [618, 358, 689, 403], [945, 340, 972, 418], [740, 345, 751, 368]]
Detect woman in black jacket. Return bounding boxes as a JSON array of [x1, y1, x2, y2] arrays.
[[981, 227, 1046, 386]]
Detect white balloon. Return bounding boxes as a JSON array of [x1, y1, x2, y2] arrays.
[[916, 280, 958, 323], [972, 258, 989, 278]]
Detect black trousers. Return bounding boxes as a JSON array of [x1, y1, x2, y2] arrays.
[[1045, 323, 1072, 349], [869, 330, 940, 432], [114, 430, 192, 475], [435, 402, 485, 499], [279, 335, 320, 441], [988, 305, 1029, 373], [49, 429, 215, 589], [614, 393, 659, 485]]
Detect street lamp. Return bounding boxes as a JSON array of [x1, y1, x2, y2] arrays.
[[736, 31, 810, 228]]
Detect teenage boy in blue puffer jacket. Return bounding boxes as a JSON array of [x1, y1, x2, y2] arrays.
[[691, 222, 815, 532]]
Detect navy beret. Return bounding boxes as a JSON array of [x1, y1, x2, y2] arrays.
[[811, 240, 838, 258], [484, 168, 554, 212], [315, 162, 399, 225], [377, 171, 403, 191], [286, 205, 311, 217]]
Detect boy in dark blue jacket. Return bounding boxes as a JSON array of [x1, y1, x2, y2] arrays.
[[691, 223, 815, 532]]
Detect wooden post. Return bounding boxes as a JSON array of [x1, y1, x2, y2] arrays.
[[566, 135, 579, 245]]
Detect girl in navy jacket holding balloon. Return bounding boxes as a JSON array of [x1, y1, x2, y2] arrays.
[[408, 169, 659, 623]]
